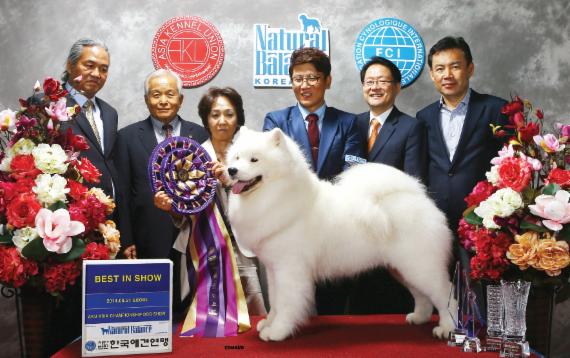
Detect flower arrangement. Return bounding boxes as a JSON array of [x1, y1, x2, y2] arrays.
[[0, 78, 120, 296], [459, 96, 570, 289]]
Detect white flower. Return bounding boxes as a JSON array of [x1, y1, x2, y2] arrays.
[[12, 227, 39, 253], [12, 138, 36, 155], [485, 165, 500, 186], [475, 188, 523, 229], [32, 143, 68, 174], [0, 150, 14, 172], [32, 174, 69, 206], [0, 109, 17, 132]]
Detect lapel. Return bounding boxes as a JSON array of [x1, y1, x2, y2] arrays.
[[179, 117, 198, 139], [96, 98, 116, 158], [368, 108, 399, 161], [450, 90, 482, 168], [67, 95, 104, 156], [138, 117, 159, 155], [289, 106, 312, 163], [317, 107, 339, 174], [430, 102, 451, 165]]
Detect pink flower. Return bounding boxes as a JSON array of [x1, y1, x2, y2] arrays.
[[534, 134, 565, 153], [557, 123, 570, 138], [0, 109, 17, 132], [35, 208, 85, 254], [529, 191, 570, 231], [45, 97, 70, 122], [491, 145, 515, 165]]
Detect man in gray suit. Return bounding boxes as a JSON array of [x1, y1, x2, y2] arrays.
[[349, 56, 426, 314]]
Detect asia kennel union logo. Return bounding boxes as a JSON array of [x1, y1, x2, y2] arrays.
[[152, 16, 224, 88], [253, 14, 330, 88], [354, 18, 425, 88]]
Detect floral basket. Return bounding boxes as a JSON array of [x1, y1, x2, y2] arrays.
[[459, 96, 569, 355], [0, 78, 120, 297]]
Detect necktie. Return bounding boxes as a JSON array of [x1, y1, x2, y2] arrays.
[[368, 118, 381, 153], [84, 100, 101, 145], [306, 113, 319, 165], [162, 124, 173, 138]]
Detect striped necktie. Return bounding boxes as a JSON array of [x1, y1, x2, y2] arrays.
[[84, 100, 101, 145]]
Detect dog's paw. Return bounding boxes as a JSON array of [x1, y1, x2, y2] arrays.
[[257, 318, 268, 332], [405, 312, 431, 325], [432, 325, 451, 340], [258, 323, 292, 341]]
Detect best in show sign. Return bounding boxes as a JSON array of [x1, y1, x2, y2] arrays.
[[253, 13, 330, 88], [82, 260, 172, 356]]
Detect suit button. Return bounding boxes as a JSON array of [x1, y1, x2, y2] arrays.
[[448, 172, 454, 177]]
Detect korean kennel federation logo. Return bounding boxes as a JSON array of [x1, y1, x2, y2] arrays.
[[354, 18, 425, 88], [152, 16, 224, 88], [253, 13, 330, 88]]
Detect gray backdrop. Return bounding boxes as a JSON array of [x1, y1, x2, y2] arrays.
[[1, 0, 569, 356]]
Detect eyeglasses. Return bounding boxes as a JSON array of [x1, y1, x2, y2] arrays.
[[291, 75, 321, 87], [363, 79, 397, 88]]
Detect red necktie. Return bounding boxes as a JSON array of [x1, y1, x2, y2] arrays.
[[306, 113, 319, 165]]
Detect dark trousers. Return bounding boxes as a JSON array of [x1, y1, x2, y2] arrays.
[[315, 279, 352, 315]]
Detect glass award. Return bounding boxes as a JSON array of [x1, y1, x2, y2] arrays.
[[447, 262, 468, 347], [484, 283, 504, 352], [500, 280, 531, 358], [462, 278, 482, 353]]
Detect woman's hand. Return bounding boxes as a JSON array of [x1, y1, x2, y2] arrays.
[[153, 191, 173, 212], [209, 161, 232, 187]]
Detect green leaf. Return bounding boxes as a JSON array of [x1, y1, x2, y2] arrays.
[[48, 201, 67, 211], [542, 183, 560, 196], [558, 224, 570, 243], [21, 237, 50, 261], [0, 232, 12, 244], [54, 238, 86, 262], [520, 221, 549, 233], [464, 210, 483, 226]]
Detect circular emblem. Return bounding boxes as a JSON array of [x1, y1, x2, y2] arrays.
[[354, 18, 425, 88], [85, 340, 96, 352], [152, 16, 225, 88], [148, 137, 217, 215]]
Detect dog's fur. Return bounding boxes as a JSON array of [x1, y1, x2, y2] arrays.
[[226, 128, 456, 341]]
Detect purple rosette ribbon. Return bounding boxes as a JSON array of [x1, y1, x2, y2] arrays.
[[148, 136, 249, 337]]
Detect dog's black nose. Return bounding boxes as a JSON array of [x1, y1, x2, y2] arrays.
[[228, 167, 238, 176]]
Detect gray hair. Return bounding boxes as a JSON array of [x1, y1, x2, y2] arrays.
[[61, 38, 110, 83], [144, 69, 183, 95]]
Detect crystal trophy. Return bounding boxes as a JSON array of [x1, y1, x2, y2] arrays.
[[447, 262, 468, 347], [500, 280, 531, 358], [484, 283, 504, 352], [462, 277, 482, 353]]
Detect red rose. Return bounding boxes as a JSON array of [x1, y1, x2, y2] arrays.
[[497, 157, 532, 192], [458, 219, 477, 251], [9, 154, 41, 180], [535, 108, 544, 120], [67, 179, 88, 201], [77, 157, 101, 184], [43, 260, 80, 294], [512, 112, 525, 128], [0, 246, 38, 288], [501, 97, 524, 116], [63, 128, 89, 152], [6, 192, 41, 228], [465, 180, 496, 207], [547, 168, 570, 188], [69, 194, 107, 232], [43, 77, 68, 101], [81, 242, 109, 261], [518, 122, 540, 143]]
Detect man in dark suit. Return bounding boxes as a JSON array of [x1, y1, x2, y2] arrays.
[[263, 47, 363, 315], [416, 36, 506, 265], [349, 56, 426, 314], [263, 47, 363, 181], [116, 69, 208, 261], [62, 38, 118, 198]]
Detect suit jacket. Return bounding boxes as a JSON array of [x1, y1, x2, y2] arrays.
[[115, 117, 208, 259], [356, 107, 427, 182], [63, 94, 118, 198], [263, 106, 363, 180], [416, 90, 507, 233]]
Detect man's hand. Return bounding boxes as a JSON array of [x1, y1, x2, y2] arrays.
[[123, 244, 137, 259], [154, 191, 173, 212]]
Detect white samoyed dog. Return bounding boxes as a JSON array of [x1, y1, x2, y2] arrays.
[[225, 127, 456, 342]]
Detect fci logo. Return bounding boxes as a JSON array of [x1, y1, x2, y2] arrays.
[[354, 18, 425, 88], [152, 16, 225, 88]]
